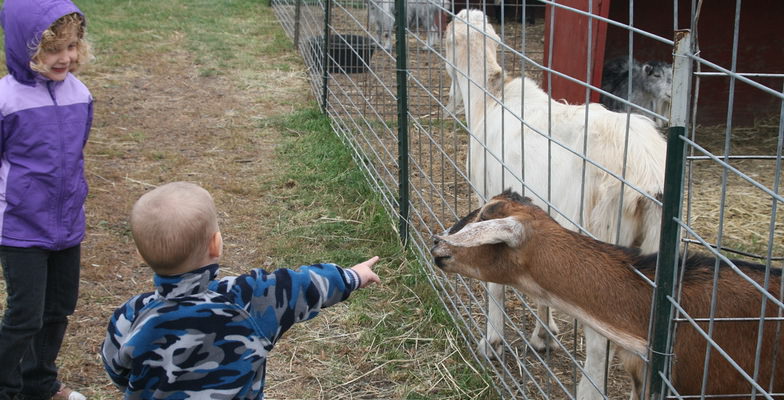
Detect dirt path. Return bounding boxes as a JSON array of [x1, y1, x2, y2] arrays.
[[56, 13, 319, 398]]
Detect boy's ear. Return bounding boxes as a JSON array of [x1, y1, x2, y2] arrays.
[[135, 249, 146, 264], [209, 231, 223, 259]]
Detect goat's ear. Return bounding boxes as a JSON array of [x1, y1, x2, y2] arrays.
[[487, 63, 504, 98], [437, 216, 526, 248]]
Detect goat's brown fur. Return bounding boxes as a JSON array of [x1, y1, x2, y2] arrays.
[[432, 190, 784, 398]]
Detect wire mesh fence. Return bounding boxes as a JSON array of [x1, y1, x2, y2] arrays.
[[271, 0, 784, 398]]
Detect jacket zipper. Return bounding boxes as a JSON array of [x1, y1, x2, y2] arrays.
[[47, 80, 65, 249]]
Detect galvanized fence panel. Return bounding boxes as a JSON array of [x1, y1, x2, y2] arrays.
[[271, 0, 784, 398], [660, 1, 784, 398]]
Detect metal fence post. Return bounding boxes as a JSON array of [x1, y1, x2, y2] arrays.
[[320, 0, 332, 113], [294, 0, 302, 49], [395, 0, 409, 244], [648, 29, 693, 400]]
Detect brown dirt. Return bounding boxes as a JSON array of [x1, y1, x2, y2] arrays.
[[37, 28, 313, 398]]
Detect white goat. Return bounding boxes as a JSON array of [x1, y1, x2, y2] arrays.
[[444, 9, 666, 400], [367, 0, 443, 51], [431, 190, 784, 400]]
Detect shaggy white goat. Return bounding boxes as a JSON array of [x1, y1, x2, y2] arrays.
[[431, 190, 784, 400], [444, 9, 667, 400], [367, 0, 443, 51]]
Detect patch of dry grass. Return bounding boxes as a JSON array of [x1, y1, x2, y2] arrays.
[[686, 118, 783, 262]]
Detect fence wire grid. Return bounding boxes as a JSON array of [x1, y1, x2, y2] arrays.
[[272, 0, 784, 398]]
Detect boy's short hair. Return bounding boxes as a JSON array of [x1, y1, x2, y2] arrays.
[[30, 12, 91, 74], [130, 182, 219, 274]]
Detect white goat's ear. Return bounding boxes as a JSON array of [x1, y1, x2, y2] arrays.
[[445, 79, 464, 115], [438, 216, 526, 248]]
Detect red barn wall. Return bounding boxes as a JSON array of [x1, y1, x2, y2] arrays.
[[544, 0, 783, 126]]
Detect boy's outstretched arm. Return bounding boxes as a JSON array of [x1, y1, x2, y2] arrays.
[[230, 256, 382, 343]]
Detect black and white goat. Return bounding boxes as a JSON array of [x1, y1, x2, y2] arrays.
[[431, 190, 784, 400]]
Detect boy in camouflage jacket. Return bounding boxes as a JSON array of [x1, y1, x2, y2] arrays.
[[101, 181, 380, 399]]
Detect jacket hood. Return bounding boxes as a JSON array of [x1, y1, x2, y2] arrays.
[[0, 0, 84, 85]]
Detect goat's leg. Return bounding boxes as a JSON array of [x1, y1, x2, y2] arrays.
[[372, 16, 386, 52], [383, 24, 392, 51], [577, 326, 615, 400], [378, 9, 393, 52], [424, 17, 439, 49], [618, 348, 645, 400], [425, 27, 437, 49], [479, 282, 505, 359], [529, 303, 559, 352]]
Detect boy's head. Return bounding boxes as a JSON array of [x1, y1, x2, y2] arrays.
[[130, 182, 222, 275], [29, 12, 91, 80]]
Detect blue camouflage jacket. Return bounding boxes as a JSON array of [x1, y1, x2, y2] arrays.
[[101, 263, 361, 399]]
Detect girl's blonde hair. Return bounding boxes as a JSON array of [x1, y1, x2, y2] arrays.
[[29, 13, 91, 74]]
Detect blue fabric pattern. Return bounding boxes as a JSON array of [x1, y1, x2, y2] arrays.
[[101, 263, 360, 399]]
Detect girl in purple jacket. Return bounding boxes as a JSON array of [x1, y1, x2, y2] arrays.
[[0, 0, 93, 399]]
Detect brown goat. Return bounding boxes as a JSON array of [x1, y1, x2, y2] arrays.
[[431, 190, 784, 399]]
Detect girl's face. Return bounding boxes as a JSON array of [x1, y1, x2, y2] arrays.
[[37, 31, 79, 81]]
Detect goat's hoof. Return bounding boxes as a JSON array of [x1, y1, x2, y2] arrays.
[[576, 383, 605, 400], [478, 338, 503, 360], [576, 393, 605, 400], [528, 333, 555, 353]]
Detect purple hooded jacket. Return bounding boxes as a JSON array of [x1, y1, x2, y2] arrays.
[[0, 0, 93, 250]]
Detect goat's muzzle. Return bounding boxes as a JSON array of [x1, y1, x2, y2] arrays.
[[430, 235, 451, 269]]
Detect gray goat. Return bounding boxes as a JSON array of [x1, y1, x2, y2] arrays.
[[600, 57, 672, 128]]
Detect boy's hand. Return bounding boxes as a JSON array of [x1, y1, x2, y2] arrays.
[[351, 256, 381, 288]]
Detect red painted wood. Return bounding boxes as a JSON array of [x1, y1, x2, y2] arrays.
[[543, 0, 783, 125], [605, 0, 784, 125], [542, 0, 611, 105]]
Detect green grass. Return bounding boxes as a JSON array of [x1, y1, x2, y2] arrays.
[[263, 107, 493, 398], [82, 0, 295, 75]]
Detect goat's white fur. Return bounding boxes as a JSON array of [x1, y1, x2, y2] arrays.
[[444, 9, 666, 400], [440, 217, 526, 247]]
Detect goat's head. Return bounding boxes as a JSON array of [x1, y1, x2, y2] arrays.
[[443, 9, 504, 115], [430, 190, 550, 284], [444, 9, 501, 71]]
